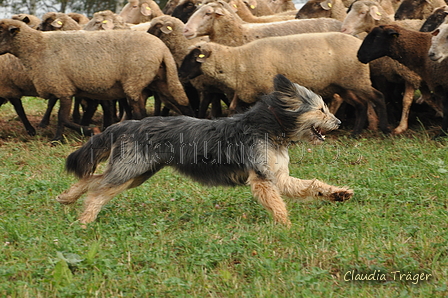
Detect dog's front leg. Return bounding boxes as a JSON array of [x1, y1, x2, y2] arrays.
[[248, 171, 291, 227], [276, 174, 353, 202]]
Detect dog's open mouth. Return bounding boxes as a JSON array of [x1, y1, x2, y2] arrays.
[[311, 125, 326, 141]]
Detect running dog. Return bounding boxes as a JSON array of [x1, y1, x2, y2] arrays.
[[57, 74, 353, 226]]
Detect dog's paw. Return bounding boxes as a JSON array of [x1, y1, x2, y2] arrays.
[[330, 189, 353, 202]]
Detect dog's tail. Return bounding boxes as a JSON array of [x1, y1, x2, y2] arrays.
[[65, 129, 114, 179]]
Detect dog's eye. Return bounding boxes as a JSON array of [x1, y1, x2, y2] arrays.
[[320, 108, 325, 113]]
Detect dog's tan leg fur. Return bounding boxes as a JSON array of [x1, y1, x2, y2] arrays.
[[56, 175, 104, 205], [78, 179, 134, 224], [248, 171, 291, 227], [276, 173, 353, 202]]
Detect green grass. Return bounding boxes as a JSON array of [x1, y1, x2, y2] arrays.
[[0, 97, 447, 297]]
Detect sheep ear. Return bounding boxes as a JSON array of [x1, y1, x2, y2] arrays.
[[432, 28, 440, 36], [160, 22, 174, 34], [51, 18, 64, 28], [8, 25, 20, 36], [386, 28, 399, 37], [369, 6, 382, 20], [196, 50, 210, 62], [141, 3, 152, 16], [101, 19, 115, 30], [320, 0, 333, 10], [215, 7, 226, 16]]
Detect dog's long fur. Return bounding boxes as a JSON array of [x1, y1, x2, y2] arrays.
[[58, 74, 353, 226]]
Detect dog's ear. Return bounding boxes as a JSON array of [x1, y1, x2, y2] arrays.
[[273, 74, 296, 95], [273, 74, 321, 111]]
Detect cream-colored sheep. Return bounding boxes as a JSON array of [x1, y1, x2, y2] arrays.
[[119, 0, 164, 24], [183, 1, 342, 46], [296, 0, 348, 21], [84, 10, 131, 31], [11, 14, 40, 29], [341, 0, 424, 35], [38, 12, 82, 31], [179, 33, 391, 135]]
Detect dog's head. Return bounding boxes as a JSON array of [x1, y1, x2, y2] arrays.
[[268, 74, 341, 144]]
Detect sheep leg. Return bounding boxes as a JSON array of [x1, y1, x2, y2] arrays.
[[100, 100, 115, 129], [368, 89, 391, 134], [393, 82, 415, 135], [340, 90, 368, 136], [39, 97, 58, 128], [80, 99, 99, 126], [8, 97, 36, 136], [198, 92, 212, 118], [127, 94, 147, 120], [329, 93, 344, 115], [53, 97, 97, 142], [153, 93, 162, 116]]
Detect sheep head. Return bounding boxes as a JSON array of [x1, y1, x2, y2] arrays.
[[0, 20, 23, 55], [178, 46, 210, 80], [357, 25, 397, 64]]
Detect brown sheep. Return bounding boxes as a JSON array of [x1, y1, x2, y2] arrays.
[[0, 19, 191, 141], [183, 1, 342, 46], [358, 24, 447, 138], [179, 33, 391, 135], [341, 0, 428, 134]]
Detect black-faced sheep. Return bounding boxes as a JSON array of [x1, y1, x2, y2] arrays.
[[119, 0, 164, 24], [171, 0, 201, 23], [84, 10, 131, 31], [183, 1, 342, 46], [296, 0, 348, 21], [357, 24, 448, 137], [395, 0, 446, 20], [179, 33, 391, 135], [420, 6, 448, 32], [0, 19, 191, 141]]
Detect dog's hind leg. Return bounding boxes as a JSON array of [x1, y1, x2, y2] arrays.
[[276, 174, 353, 202], [56, 175, 104, 205], [78, 179, 134, 224], [78, 169, 162, 224], [248, 171, 291, 227]]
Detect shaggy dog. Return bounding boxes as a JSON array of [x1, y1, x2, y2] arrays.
[[57, 74, 353, 226]]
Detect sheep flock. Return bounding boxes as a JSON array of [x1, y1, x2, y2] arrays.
[[1, 0, 448, 141]]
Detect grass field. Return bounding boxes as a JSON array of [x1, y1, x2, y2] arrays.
[[0, 97, 447, 297]]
